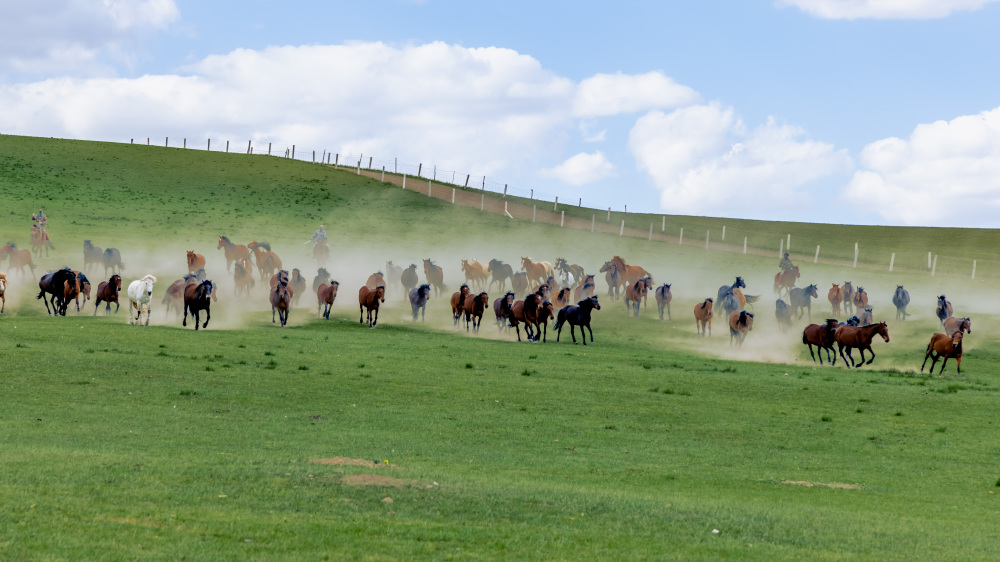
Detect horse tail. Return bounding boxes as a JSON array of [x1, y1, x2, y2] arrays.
[[554, 307, 567, 332], [744, 294, 760, 304]]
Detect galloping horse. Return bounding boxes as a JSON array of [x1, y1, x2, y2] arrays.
[[520, 257, 554, 286], [400, 264, 418, 294], [423, 259, 447, 297], [37, 268, 78, 316], [248, 242, 282, 281], [534, 301, 556, 343], [218, 236, 251, 272], [511, 272, 529, 298], [233, 259, 255, 296], [366, 271, 386, 291], [451, 284, 471, 325], [290, 269, 306, 306], [728, 311, 754, 348], [599, 261, 622, 300], [610, 256, 651, 297], [773, 266, 799, 298], [313, 239, 330, 267], [828, 283, 843, 316], [72, 270, 91, 313], [943, 316, 971, 335], [409, 284, 431, 322], [554, 258, 585, 287], [802, 319, 839, 365], [936, 295, 953, 326], [487, 259, 514, 292], [624, 278, 651, 317], [852, 287, 868, 314], [30, 225, 53, 257], [921, 331, 964, 374], [693, 298, 713, 336], [509, 293, 541, 342], [162, 273, 200, 316], [858, 306, 873, 326], [127, 275, 157, 326], [573, 280, 596, 303], [83, 240, 103, 272], [462, 292, 489, 333], [93, 274, 122, 315], [775, 299, 793, 333], [183, 280, 214, 330], [186, 251, 206, 274], [493, 292, 515, 331], [655, 283, 672, 321], [1, 243, 36, 278], [102, 248, 124, 275], [717, 277, 747, 319], [892, 286, 910, 320], [834, 322, 889, 368], [316, 281, 340, 319], [358, 285, 385, 327], [553, 287, 573, 310], [842, 282, 855, 315], [789, 283, 819, 320], [0, 273, 6, 313], [269, 279, 291, 327], [555, 296, 600, 345], [461, 259, 489, 291]]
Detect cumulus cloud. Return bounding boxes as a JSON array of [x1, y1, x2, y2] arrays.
[[540, 151, 616, 186], [0, 0, 180, 77], [844, 107, 1000, 227], [776, 0, 1000, 19], [572, 71, 699, 117], [630, 103, 852, 219]]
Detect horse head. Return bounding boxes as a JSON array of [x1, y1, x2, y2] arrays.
[[376, 286, 385, 302], [877, 322, 890, 342], [589, 296, 601, 310], [735, 276, 746, 289], [950, 331, 964, 349], [807, 284, 819, 298]]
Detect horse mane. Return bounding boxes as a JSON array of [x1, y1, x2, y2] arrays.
[[256, 241, 272, 251]]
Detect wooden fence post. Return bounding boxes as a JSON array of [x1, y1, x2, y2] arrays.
[[661, 216, 665, 232], [427, 180, 431, 196], [889, 253, 895, 272], [418, 163, 422, 177], [972, 260, 977, 279], [705, 230, 710, 249], [312, 150, 315, 163], [503, 185, 507, 198], [787, 234, 791, 251], [369, 156, 372, 169], [481, 193, 485, 211], [561, 211, 565, 227], [853, 243, 859, 268], [208, 139, 211, 151], [533, 205, 536, 223], [268, 142, 271, 156], [402, 174, 406, 189], [382, 167, 385, 182], [591, 215, 595, 233], [291, 144, 294, 159], [679, 228, 684, 245], [226, 140, 230, 153], [553, 197, 558, 211], [464, 174, 470, 188], [722, 225, 726, 241], [248, 140, 251, 154], [166, 137, 168, 147], [452, 188, 455, 204], [814, 245, 820, 263], [619, 220, 625, 236], [931, 255, 938, 276], [578, 197, 581, 207], [183, 138, 186, 149]]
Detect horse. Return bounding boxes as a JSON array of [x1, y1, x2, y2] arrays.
[[520, 257, 554, 286], [599, 261, 622, 300], [91, 274, 123, 315], [461, 259, 489, 291], [73, 270, 91, 313], [936, 295, 953, 326], [185, 250, 206, 274], [555, 296, 601, 345], [493, 291, 515, 331], [554, 258, 585, 287], [773, 266, 799, 298], [921, 331, 964, 375], [290, 269, 306, 306], [30, 225, 53, 257], [313, 239, 330, 267], [218, 236, 251, 272], [943, 316, 971, 335], [693, 298, 713, 336], [313, 268, 331, 293], [655, 283, 672, 321], [892, 286, 910, 320], [462, 292, 489, 333], [127, 275, 157, 326], [828, 284, 843, 316], [802, 319, 840, 365], [36, 268, 78, 316], [385, 261, 403, 289], [610, 256, 652, 291], [511, 272, 529, 299], [573, 281, 596, 303], [775, 299, 793, 333], [717, 276, 747, 319], [233, 259, 255, 296], [728, 310, 754, 348], [408, 284, 431, 322], [487, 259, 514, 292], [1, 243, 36, 278], [269, 269, 290, 289], [534, 301, 556, 343], [366, 271, 386, 290], [451, 284, 471, 325], [624, 278, 651, 317], [833, 322, 889, 368], [316, 281, 340, 319], [509, 293, 541, 342], [182, 280, 214, 330], [858, 306, 873, 326], [842, 281, 855, 315], [102, 248, 124, 275], [162, 273, 200, 316], [248, 241, 282, 281], [532, 283, 552, 302], [358, 285, 385, 328], [789, 283, 819, 320], [423, 259, 447, 297], [553, 287, 573, 310], [0, 273, 6, 313], [269, 279, 291, 327], [400, 264, 418, 294], [83, 240, 104, 272], [852, 287, 868, 313]]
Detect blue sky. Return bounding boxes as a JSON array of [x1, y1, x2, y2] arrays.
[[3, 0, 1000, 227]]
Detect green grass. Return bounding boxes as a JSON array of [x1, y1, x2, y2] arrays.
[[2, 135, 1000, 560]]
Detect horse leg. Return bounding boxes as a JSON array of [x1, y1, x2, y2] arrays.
[[372, 306, 379, 327], [864, 345, 875, 365], [807, 343, 818, 363], [837, 344, 851, 368], [203, 305, 211, 329]]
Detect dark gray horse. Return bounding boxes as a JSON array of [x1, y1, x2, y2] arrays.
[[717, 276, 746, 319], [789, 283, 819, 320], [842, 281, 855, 315], [892, 286, 910, 320], [488, 259, 514, 292], [409, 284, 431, 322], [936, 295, 953, 326], [775, 299, 793, 332]]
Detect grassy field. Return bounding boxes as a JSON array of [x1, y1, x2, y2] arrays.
[[2, 135, 1000, 560]]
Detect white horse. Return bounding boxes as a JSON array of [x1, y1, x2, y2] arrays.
[[558, 269, 575, 288], [127, 274, 157, 326]]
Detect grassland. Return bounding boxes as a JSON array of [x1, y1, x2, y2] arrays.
[[1, 135, 1000, 560]]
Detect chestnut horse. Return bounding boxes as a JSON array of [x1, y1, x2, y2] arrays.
[[218, 236, 251, 272], [233, 258, 255, 296], [921, 331, 964, 374], [290, 269, 306, 306], [1, 243, 36, 278], [365, 271, 386, 291], [728, 310, 754, 348], [509, 293, 540, 342], [400, 264, 418, 294], [520, 257, 553, 286], [834, 322, 889, 368], [186, 250, 206, 273], [317, 281, 340, 320], [183, 280, 214, 331], [841, 281, 855, 315], [462, 291, 489, 333], [624, 278, 651, 317], [461, 259, 489, 291], [773, 266, 799, 298], [655, 283, 672, 321], [573, 281, 596, 303], [93, 274, 122, 315], [423, 259, 447, 297], [493, 291, 515, 331], [828, 283, 843, 316], [851, 287, 868, 314], [248, 241, 282, 281], [553, 287, 573, 310], [534, 301, 556, 343], [358, 285, 385, 327], [269, 279, 291, 327], [162, 273, 199, 317], [693, 298, 713, 336], [802, 319, 839, 365], [610, 256, 651, 294], [451, 284, 471, 325]]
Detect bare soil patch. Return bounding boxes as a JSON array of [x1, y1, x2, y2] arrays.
[[309, 457, 398, 469], [781, 480, 861, 490]]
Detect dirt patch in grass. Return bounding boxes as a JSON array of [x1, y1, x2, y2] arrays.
[[309, 457, 398, 469], [341, 474, 435, 488], [781, 480, 861, 490]]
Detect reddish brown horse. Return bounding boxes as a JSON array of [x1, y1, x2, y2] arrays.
[[269, 279, 291, 327], [358, 285, 385, 327], [610, 256, 651, 293], [802, 319, 839, 365], [509, 293, 540, 342], [573, 280, 596, 303], [183, 280, 214, 330], [828, 283, 843, 315], [520, 257, 553, 286], [400, 264, 418, 294], [72, 270, 91, 313], [461, 259, 489, 291], [834, 322, 889, 368], [693, 298, 713, 336], [921, 331, 964, 374], [493, 291, 515, 331], [366, 271, 386, 290], [852, 287, 868, 314], [1, 242, 36, 278], [462, 291, 489, 333], [269, 269, 290, 289], [943, 316, 971, 335], [317, 281, 340, 319], [511, 272, 529, 299], [624, 278, 651, 317], [248, 241, 282, 281], [93, 274, 122, 315], [423, 259, 447, 297], [533, 301, 556, 343], [773, 266, 799, 298], [553, 287, 573, 310], [451, 284, 471, 325], [233, 258, 255, 296], [218, 236, 251, 272], [186, 250, 206, 273], [290, 268, 306, 306], [728, 310, 754, 348]]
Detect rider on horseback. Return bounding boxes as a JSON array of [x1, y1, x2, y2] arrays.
[[779, 252, 794, 271], [307, 225, 327, 247]]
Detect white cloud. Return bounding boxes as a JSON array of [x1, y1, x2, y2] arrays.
[[540, 151, 616, 186], [630, 104, 852, 218], [776, 0, 1000, 19], [572, 71, 699, 118], [844, 107, 1000, 226], [0, 0, 180, 77]]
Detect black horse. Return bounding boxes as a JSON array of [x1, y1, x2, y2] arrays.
[[102, 247, 124, 275], [717, 276, 746, 319], [83, 240, 103, 272], [487, 259, 514, 292], [936, 295, 953, 326], [312, 267, 331, 294], [775, 299, 793, 332], [789, 283, 819, 320], [554, 296, 601, 345], [182, 280, 214, 331], [37, 267, 78, 316], [409, 284, 431, 322], [892, 285, 910, 320]]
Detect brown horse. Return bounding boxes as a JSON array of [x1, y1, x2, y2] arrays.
[[802, 319, 839, 365], [37, 268, 78, 316], [655, 283, 672, 321], [366, 271, 386, 290], [317, 281, 340, 319], [31, 225, 52, 258], [828, 283, 843, 315], [218, 236, 251, 272], [290, 269, 306, 306], [269, 269, 290, 289], [553, 287, 573, 310], [935, 295, 954, 326], [509, 293, 540, 342], [842, 281, 855, 315], [183, 280, 214, 330], [162, 273, 200, 317], [269, 279, 291, 327], [533, 301, 556, 343], [493, 291, 515, 331], [461, 259, 489, 291], [834, 322, 889, 368], [1, 243, 36, 278], [186, 250, 206, 273], [0, 273, 6, 313], [71, 270, 91, 313], [401, 264, 418, 294], [233, 258, 255, 296], [728, 310, 754, 347], [852, 287, 868, 313], [462, 291, 489, 333], [599, 261, 622, 300], [248, 241, 282, 281], [520, 257, 553, 286], [83, 240, 103, 272], [93, 274, 122, 315], [693, 298, 713, 336], [423, 259, 447, 297], [773, 266, 799, 298], [943, 316, 971, 335], [921, 331, 964, 374], [573, 281, 596, 303], [358, 285, 385, 327], [451, 284, 471, 325], [511, 272, 529, 299], [610, 256, 651, 292], [624, 278, 652, 317]]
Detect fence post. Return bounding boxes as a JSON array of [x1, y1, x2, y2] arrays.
[[533, 205, 536, 223], [433, 165, 436, 181], [649, 223, 653, 241], [931, 254, 938, 276], [335, 153, 338, 166], [166, 137, 168, 147], [428, 180, 431, 196], [743, 237, 747, 255], [147, 137, 149, 145], [561, 211, 565, 227], [578, 197, 581, 207], [814, 245, 820, 264], [382, 167, 385, 182], [530, 189, 533, 199], [481, 193, 485, 211], [207, 139, 211, 151], [395, 157, 397, 173], [452, 188, 455, 204], [889, 253, 895, 272], [972, 260, 977, 279], [403, 174, 406, 189], [482, 176, 485, 189], [268, 142, 271, 156], [464, 174, 470, 188], [722, 225, 726, 241], [661, 216, 665, 232], [356, 161, 360, 174], [619, 220, 625, 236], [248, 140, 252, 154], [779, 239, 784, 258], [853, 243, 859, 268], [607, 207, 611, 221], [369, 156, 372, 169], [505, 201, 511, 218], [928, 252, 932, 268], [554, 197, 558, 211], [312, 150, 315, 163], [705, 230, 710, 249], [418, 163, 422, 177], [226, 140, 230, 153], [183, 138, 186, 149], [503, 185, 507, 198], [679, 228, 684, 245], [291, 144, 294, 159], [591, 215, 595, 233]]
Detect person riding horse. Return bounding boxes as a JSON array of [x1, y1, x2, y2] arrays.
[[31, 208, 51, 245], [306, 225, 327, 247], [779, 252, 794, 271]]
